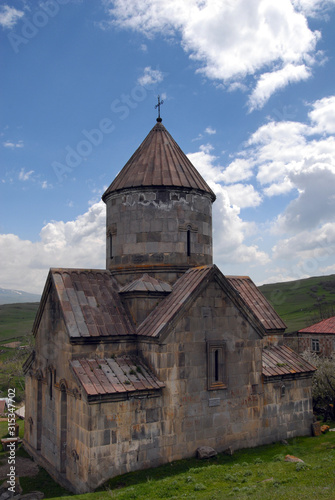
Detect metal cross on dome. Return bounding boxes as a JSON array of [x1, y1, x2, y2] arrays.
[[155, 95, 164, 122]]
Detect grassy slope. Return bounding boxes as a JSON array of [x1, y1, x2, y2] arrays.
[[0, 303, 39, 343], [259, 274, 335, 333], [0, 303, 37, 402], [1, 422, 335, 500], [8, 430, 334, 500]]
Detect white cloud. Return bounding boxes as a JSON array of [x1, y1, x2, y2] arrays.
[[105, 0, 327, 108], [212, 185, 269, 266], [137, 66, 164, 87], [205, 126, 216, 135], [272, 222, 335, 260], [244, 116, 335, 234], [224, 184, 262, 209], [221, 158, 254, 184], [184, 94, 335, 282], [292, 0, 335, 17], [263, 177, 294, 196], [3, 140, 24, 148], [308, 95, 335, 134], [187, 146, 226, 184], [248, 63, 311, 111], [0, 5, 24, 29], [0, 201, 106, 294], [274, 165, 335, 232], [187, 146, 268, 267], [19, 169, 34, 181]]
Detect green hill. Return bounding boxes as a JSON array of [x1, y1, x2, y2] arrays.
[[259, 274, 335, 333], [0, 302, 39, 343]]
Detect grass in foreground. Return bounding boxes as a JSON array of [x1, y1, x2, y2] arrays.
[[28, 427, 335, 500]]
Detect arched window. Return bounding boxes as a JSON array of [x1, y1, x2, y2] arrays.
[[281, 384, 286, 397]]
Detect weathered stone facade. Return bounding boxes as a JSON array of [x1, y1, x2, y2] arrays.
[[105, 187, 213, 284], [24, 120, 315, 494]]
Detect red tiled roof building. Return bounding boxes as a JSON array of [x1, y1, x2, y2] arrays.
[[298, 316, 335, 356]]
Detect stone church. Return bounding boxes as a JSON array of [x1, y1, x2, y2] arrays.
[[24, 117, 316, 493]]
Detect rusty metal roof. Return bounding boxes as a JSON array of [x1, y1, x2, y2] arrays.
[[119, 273, 172, 294], [262, 344, 316, 377], [48, 269, 135, 339], [226, 276, 287, 332], [34, 266, 287, 342], [71, 355, 164, 399], [299, 316, 335, 335], [137, 266, 287, 338], [102, 122, 216, 201], [137, 266, 215, 338]]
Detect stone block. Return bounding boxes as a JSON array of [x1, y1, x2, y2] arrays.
[[146, 408, 161, 423], [196, 446, 217, 459]]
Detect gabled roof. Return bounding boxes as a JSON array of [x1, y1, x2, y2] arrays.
[[33, 269, 135, 340], [226, 276, 287, 332], [137, 266, 215, 338], [137, 266, 285, 339], [119, 274, 172, 294], [71, 355, 164, 402], [102, 122, 216, 201], [34, 266, 286, 343], [262, 344, 316, 378], [298, 316, 335, 335]]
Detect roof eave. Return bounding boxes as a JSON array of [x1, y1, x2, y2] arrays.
[[102, 184, 216, 203], [86, 388, 164, 404], [32, 270, 53, 336]]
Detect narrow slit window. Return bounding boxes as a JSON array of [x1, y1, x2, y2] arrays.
[[214, 350, 219, 381], [187, 228, 191, 257], [49, 370, 53, 400], [109, 234, 113, 259], [207, 341, 226, 390]]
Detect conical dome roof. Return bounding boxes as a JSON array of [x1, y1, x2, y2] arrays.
[[102, 121, 216, 201]]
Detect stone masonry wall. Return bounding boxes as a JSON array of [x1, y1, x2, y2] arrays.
[[24, 287, 140, 492], [25, 278, 314, 494], [105, 188, 213, 283]]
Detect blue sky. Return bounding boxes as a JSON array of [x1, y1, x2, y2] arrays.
[[1, 0, 335, 294]]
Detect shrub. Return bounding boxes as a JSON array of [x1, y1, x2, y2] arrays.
[[194, 483, 206, 491], [302, 352, 335, 420]]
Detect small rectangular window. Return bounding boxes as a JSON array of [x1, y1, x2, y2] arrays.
[[207, 341, 226, 390], [311, 338, 320, 352]]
